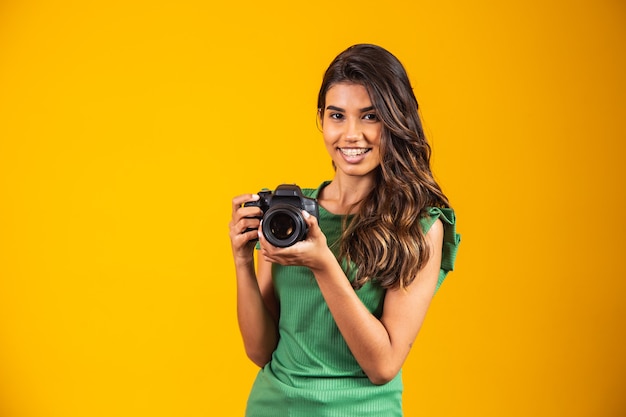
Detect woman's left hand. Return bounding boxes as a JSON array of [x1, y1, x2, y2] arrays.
[[258, 210, 331, 269]]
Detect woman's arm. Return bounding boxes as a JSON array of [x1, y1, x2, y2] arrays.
[[259, 212, 443, 384], [229, 194, 279, 367]]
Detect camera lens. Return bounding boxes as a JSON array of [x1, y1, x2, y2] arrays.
[[268, 213, 295, 240], [262, 204, 307, 248]]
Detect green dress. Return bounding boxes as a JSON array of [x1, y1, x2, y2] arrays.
[[245, 182, 460, 417]]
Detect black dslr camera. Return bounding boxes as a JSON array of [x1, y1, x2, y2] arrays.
[[244, 184, 319, 248]]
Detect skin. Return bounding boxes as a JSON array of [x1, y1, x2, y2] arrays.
[[229, 83, 444, 385]]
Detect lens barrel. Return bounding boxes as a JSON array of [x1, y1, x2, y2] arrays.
[[262, 204, 307, 248]]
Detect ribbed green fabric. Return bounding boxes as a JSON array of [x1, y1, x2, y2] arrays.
[[245, 182, 460, 417]]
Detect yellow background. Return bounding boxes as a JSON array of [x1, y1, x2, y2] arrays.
[[1, 0, 624, 416]]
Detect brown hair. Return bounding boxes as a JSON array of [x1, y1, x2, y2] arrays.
[[318, 44, 450, 289]]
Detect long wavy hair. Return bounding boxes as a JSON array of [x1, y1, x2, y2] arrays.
[[317, 44, 450, 290]]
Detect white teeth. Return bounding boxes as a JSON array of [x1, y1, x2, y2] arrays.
[[340, 148, 369, 156]]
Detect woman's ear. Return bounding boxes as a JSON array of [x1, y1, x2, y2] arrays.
[[316, 108, 323, 132]]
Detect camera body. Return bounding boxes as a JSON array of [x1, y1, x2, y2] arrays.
[[244, 184, 319, 248]]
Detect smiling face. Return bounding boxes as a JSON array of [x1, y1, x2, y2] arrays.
[[321, 83, 383, 181]]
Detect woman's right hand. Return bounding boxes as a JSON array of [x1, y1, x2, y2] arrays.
[[230, 193, 280, 367], [229, 193, 262, 265]]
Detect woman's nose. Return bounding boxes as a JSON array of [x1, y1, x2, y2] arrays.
[[345, 119, 362, 141]]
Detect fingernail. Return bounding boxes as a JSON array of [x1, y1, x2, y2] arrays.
[[302, 210, 310, 219]]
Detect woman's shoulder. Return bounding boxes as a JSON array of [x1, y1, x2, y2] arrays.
[[421, 207, 457, 231], [302, 181, 331, 199], [421, 206, 461, 289]]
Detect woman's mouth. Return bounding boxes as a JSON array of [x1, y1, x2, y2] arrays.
[[339, 148, 370, 157], [338, 147, 371, 163]]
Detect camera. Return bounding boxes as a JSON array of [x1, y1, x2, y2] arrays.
[[244, 184, 319, 248]]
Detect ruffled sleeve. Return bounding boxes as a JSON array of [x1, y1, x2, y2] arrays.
[[421, 207, 461, 293]]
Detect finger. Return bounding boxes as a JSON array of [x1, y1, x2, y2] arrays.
[[230, 230, 257, 251], [260, 247, 282, 265], [231, 193, 259, 215], [242, 229, 260, 243], [302, 210, 320, 235], [257, 223, 269, 247], [229, 220, 258, 239], [257, 223, 281, 253], [237, 217, 261, 234], [232, 202, 263, 226], [229, 216, 261, 245]]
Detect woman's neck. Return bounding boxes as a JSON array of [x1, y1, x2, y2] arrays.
[[319, 175, 375, 215]]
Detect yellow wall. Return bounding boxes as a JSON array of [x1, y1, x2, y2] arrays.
[[1, 1, 624, 416]]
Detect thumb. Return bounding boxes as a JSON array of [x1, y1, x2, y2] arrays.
[[302, 209, 319, 232]]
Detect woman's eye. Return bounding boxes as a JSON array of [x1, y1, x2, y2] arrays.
[[363, 113, 378, 121], [329, 113, 344, 120]]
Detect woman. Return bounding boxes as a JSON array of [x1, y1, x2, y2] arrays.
[[229, 44, 460, 416]]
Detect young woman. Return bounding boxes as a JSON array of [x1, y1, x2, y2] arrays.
[[229, 44, 460, 416]]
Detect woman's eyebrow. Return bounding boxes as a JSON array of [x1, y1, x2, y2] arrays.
[[325, 105, 376, 112]]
